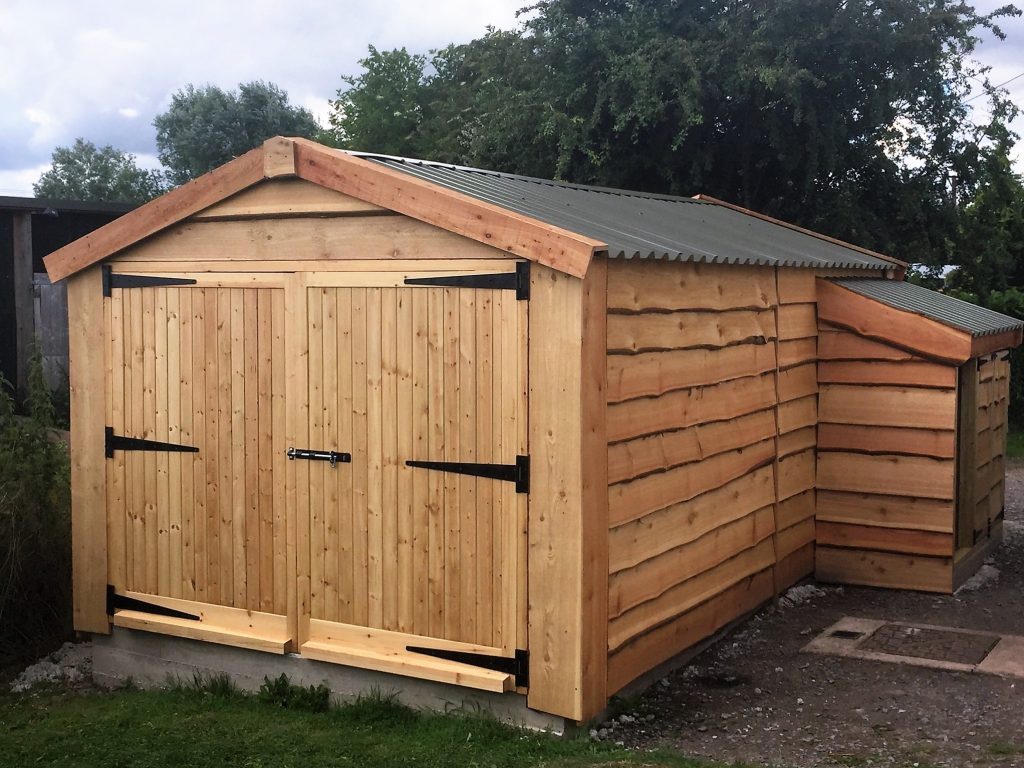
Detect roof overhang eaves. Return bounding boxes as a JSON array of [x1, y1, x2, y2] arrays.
[[291, 139, 603, 278]]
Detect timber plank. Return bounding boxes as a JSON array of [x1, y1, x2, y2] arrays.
[[608, 373, 777, 443], [778, 338, 817, 369], [607, 342, 776, 402], [777, 363, 817, 403], [609, 505, 774, 618], [776, 490, 815, 530], [607, 409, 776, 485], [607, 261, 777, 312], [193, 178, 385, 219], [609, 539, 775, 652], [817, 423, 955, 459], [816, 521, 954, 557], [527, 263, 609, 722], [609, 466, 776, 573], [816, 547, 952, 592], [777, 449, 815, 501], [609, 439, 775, 526], [817, 280, 972, 364], [819, 384, 956, 430], [818, 360, 956, 389], [818, 452, 955, 500], [68, 268, 109, 633], [606, 309, 775, 353], [777, 304, 817, 340], [816, 490, 953, 533], [818, 328, 924, 362], [607, 569, 774, 695], [293, 139, 600, 277]]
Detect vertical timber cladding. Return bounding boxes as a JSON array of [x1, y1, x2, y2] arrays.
[[104, 272, 292, 650], [604, 261, 820, 696], [816, 322, 959, 593], [964, 353, 1010, 548], [295, 264, 529, 694]]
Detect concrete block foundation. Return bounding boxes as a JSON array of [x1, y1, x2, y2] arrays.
[[93, 628, 570, 734]]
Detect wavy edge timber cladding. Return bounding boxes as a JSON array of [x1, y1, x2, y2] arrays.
[[814, 322, 958, 591], [604, 262, 825, 696]]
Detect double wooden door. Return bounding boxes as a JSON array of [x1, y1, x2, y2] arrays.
[[103, 264, 528, 686]]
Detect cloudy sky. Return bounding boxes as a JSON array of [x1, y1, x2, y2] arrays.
[[1, 0, 1021, 197]]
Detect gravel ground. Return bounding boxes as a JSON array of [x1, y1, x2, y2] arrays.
[[600, 463, 1024, 768], [9, 642, 92, 693]]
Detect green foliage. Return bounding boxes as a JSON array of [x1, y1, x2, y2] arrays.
[[327, 46, 428, 155], [33, 139, 166, 204], [0, 349, 71, 672], [154, 81, 320, 185], [257, 673, 331, 712], [0, 686, 717, 767], [330, 0, 1021, 268]]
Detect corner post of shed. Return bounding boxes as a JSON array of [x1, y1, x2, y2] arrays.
[[527, 257, 609, 722], [68, 264, 110, 634]]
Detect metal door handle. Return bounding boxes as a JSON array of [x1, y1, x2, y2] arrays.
[[286, 447, 351, 467]]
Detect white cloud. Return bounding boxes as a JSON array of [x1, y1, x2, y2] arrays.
[[1, 0, 1021, 191]]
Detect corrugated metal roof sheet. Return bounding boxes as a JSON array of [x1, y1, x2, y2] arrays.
[[832, 278, 1023, 337], [358, 154, 894, 271]]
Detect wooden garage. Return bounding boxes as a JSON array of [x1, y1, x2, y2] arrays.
[[46, 137, 1023, 723]]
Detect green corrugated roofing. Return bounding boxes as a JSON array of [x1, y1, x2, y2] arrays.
[[831, 278, 1023, 338], [354, 153, 896, 272]]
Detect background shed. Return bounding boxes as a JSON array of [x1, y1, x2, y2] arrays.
[[45, 137, 1023, 725]]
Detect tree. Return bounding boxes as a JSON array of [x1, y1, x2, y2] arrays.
[[154, 81, 320, 184], [327, 46, 428, 155], [33, 139, 165, 203], [330, 0, 1021, 266]]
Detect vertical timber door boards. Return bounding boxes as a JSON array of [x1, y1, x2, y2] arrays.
[[104, 270, 292, 652], [294, 264, 530, 694]]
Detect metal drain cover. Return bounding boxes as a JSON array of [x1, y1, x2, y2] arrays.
[[860, 624, 999, 665]]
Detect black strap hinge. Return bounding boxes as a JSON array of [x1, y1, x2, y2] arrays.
[[403, 261, 529, 300], [106, 585, 201, 621], [103, 265, 197, 297], [406, 646, 529, 687], [105, 427, 200, 458], [405, 455, 529, 494]]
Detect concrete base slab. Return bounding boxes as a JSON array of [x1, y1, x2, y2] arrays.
[[804, 616, 1024, 679], [93, 628, 570, 734]]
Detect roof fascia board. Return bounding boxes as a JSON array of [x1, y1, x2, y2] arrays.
[[817, 278, 972, 364], [44, 137, 296, 282], [694, 194, 907, 277], [291, 138, 603, 278], [973, 327, 1024, 357]]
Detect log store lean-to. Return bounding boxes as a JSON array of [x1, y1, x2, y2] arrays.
[[45, 137, 1024, 723]]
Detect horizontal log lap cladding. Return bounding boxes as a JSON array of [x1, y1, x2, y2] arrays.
[[815, 322, 959, 592], [605, 262, 823, 694]]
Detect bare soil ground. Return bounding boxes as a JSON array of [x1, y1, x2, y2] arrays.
[[603, 463, 1024, 768]]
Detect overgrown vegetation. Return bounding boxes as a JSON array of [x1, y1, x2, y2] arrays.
[[0, 680, 719, 768], [0, 343, 72, 675]]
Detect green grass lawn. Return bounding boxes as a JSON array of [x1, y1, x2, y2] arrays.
[[0, 681, 727, 768]]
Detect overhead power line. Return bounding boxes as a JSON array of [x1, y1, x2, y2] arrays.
[[964, 70, 1024, 104]]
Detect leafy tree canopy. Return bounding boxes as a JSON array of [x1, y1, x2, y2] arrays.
[[32, 139, 166, 204], [154, 81, 320, 185], [328, 0, 1021, 269]]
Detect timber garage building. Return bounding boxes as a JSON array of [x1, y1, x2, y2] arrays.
[[46, 137, 1023, 726]]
